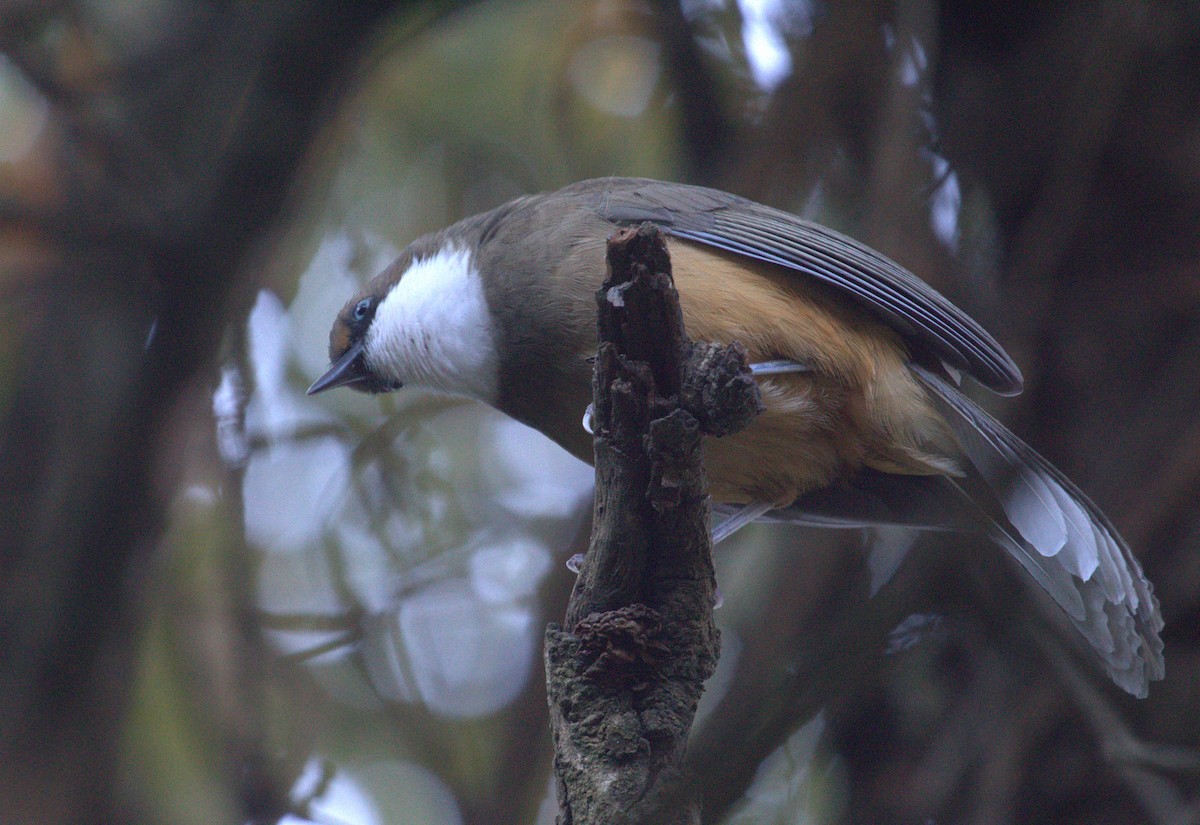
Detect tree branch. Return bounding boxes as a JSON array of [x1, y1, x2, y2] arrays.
[[545, 224, 762, 824]]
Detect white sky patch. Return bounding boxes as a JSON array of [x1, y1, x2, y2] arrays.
[[291, 230, 399, 378], [738, 0, 799, 91], [285, 767, 381, 825], [899, 35, 927, 87], [928, 151, 962, 252], [362, 578, 539, 717], [212, 365, 247, 466], [883, 23, 929, 89], [483, 415, 595, 519], [243, 435, 350, 553], [240, 289, 350, 555], [469, 537, 552, 604], [367, 245, 499, 403], [245, 289, 333, 442]]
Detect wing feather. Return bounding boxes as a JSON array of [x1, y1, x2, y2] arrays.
[[583, 178, 1023, 395]]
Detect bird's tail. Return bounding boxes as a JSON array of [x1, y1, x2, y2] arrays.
[[909, 364, 1165, 697]]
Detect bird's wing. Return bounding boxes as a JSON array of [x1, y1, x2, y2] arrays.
[[586, 178, 1023, 396]]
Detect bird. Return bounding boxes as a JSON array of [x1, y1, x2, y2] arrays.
[[307, 177, 1164, 697]]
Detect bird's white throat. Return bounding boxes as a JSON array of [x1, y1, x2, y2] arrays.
[[365, 244, 500, 403]]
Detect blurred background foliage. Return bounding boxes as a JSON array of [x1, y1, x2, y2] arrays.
[[1, 1, 1199, 824]]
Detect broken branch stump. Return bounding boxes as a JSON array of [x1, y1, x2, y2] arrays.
[[545, 223, 763, 824]]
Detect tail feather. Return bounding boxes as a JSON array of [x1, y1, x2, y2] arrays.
[[911, 365, 1165, 697], [940, 474, 1087, 621]]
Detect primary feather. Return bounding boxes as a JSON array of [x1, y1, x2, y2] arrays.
[[579, 178, 1024, 395]]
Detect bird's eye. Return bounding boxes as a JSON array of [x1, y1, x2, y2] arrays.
[[353, 298, 372, 321]]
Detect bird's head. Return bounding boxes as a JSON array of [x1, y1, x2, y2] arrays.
[[307, 241, 501, 402], [307, 277, 400, 396]]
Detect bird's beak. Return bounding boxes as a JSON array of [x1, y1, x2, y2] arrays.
[[307, 343, 370, 395]]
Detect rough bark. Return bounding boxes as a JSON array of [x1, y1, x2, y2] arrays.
[[545, 224, 762, 824]]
